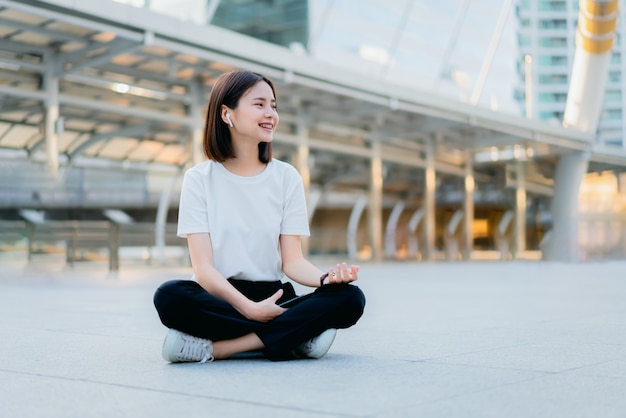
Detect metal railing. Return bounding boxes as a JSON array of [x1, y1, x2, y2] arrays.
[[0, 220, 186, 271]]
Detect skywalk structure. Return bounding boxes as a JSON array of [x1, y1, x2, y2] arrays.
[[1, 0, 625, 264]]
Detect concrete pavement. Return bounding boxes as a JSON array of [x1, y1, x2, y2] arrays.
[[1, 255, 626, 417]]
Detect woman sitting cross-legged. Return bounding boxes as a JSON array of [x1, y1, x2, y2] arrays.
[[153, 70, 366, 362]]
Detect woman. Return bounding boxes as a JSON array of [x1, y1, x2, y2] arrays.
[[153, 71, 366, 362]]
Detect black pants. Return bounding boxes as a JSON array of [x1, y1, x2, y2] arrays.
[[153, 278, 366, 360]]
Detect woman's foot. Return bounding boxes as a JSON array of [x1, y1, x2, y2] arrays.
[[162, 329, 214, 363], [292, 329, 337, 359]]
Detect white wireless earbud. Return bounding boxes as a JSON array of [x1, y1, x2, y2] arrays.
[[226, 113, 233, 127]]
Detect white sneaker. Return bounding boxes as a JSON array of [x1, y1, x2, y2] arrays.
[[292, 329, 337, 359], [162, 329, 214, 363]]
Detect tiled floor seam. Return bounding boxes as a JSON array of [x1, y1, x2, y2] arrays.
[[0, 368, 360, 417], [368, 371, 561, 416]]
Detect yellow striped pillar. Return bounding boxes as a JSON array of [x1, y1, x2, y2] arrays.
[[563, 0, 618, 132]]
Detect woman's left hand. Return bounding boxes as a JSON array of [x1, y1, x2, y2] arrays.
[[324, 262, 359, 285]]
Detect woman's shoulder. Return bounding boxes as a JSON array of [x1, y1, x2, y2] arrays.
[[270, 158, 301, 178], [185, 160, 217, 177]]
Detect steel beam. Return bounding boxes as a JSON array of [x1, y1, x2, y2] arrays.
[[57, 38, 132, 62], [96, 62, 194, 88], [0, 17, 86, 43], [67, 123, 152, 158], [59, 94, 192, 126], [0, 38, 51, 55], [0, 56, 44, 72], [61, 40, 145, 76], [0, 85, 47, 101], [153, 37, 284, 81], [0, 0, 144, 42]]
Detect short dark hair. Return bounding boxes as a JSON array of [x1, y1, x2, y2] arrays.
[[203, 71, 276, 163]]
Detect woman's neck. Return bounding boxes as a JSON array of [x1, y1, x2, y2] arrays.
[[222, 154, 267, 177]]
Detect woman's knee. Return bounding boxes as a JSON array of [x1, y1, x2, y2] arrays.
[[326, 284, 365, 327], [153, 279, 195, 312], [344, 285, 366, 320]]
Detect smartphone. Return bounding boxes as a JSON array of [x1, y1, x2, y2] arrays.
[[278, 293, 313, 308]]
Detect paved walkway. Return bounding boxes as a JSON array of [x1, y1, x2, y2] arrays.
[[1, 255, 626, 417]]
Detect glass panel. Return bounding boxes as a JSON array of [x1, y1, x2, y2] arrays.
[[538, 74, 568, 84], [538, 19, 567, 29], [608, 72, 621, 83], [212, 0, 309, 48], [604, 91, 622, 103], [538, 55, 568, 66], [538, 92, 568, 103], [539, 111, 564, 120], [539, 37, 568, 48], [538, 1, 567, 11]]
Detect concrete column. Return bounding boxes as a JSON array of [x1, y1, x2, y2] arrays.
[[463, 150, 475, 260], [513, 160, 527, 258], [189, 81, 205, 165], [155, 173, 180, 264], [295, 117, 311, 203], [108, 223, 120, 272], [423, 136, 437, 261], [544, 152, 589, 261], [407, 208, 424, 259], [497, 210, 514, 259], [385, 202, 405, 258], [294, 115, 311, 256], [307, 188, 322, 223], [347, 196, 368, 260], [369, 141, 384, 261], [446, 209, 463, 260], [44, 57, 60, 177]]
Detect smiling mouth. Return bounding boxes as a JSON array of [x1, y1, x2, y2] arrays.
[[259, 123, 273, 130]]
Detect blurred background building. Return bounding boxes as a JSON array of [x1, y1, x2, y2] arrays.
[[136, 0, 521, 114], [210, 0, 521, 114], [1, 0, 625, 268]]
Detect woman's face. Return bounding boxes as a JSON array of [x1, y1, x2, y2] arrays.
[[228, 81, 279, 144]]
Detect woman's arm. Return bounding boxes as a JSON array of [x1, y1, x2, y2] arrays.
[[187, 233, 285, 322], [280, 235, 360, 287]]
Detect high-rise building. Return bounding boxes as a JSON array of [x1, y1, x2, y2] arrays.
[[516, 0, 624, 147]]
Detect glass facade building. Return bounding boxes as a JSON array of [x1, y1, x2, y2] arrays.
[[305, 0, 520, 114], [114, 0, 522, 115], [516, 0, 625, 147]]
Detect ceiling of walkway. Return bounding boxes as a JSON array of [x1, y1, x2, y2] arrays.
[[0, 0, 623, 206]]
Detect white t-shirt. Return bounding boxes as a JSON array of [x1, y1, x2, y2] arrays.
[[177, 159, 310, 282]]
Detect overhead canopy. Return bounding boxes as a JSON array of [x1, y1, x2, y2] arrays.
[[1, 0, 625, 204]]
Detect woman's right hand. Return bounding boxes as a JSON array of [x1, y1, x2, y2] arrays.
[[244, 289, 286, 322]]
